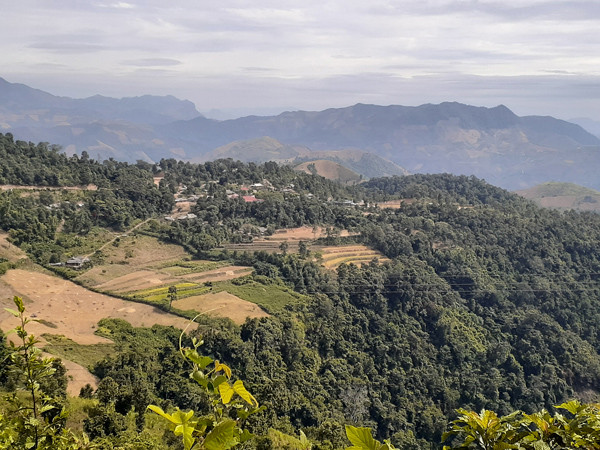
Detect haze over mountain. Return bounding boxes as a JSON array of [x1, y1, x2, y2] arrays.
[[516, 182, 600, 213], [200, 136, 409, 179], [2, 76, 600, 190], [569, 118, 600, 138]]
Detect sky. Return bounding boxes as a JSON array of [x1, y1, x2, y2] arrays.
[[2, 0, 600, 120]]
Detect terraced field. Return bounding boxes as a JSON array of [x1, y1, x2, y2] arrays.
[[224, 226, 358, 253], [75, 235, 251, 294], [317, 245, 390, 269], [72, 233, 276, 319]]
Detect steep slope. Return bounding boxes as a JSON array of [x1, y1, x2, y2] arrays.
[[163, 102, 600, 190], [0, 77, 200, 126], [198, 136, 306, 163], [0, 77, 200, 162], [199, 136, 409, 179], [293, 159, 363, 185]]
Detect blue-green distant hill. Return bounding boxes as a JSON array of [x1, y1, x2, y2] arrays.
[[2, 76, 600, 190], [515, 182, 600, 212]]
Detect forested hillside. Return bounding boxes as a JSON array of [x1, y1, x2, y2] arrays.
[[2, 133, 600, 448]]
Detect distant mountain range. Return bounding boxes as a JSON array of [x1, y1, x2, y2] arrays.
[[1, 76, 599, 190], [201, 136, 409, 179]]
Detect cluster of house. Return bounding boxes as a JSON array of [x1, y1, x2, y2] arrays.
[[49, 256, 91, 270], [163, 177, 363, 223], [225, 182, 273, 203], [45, 200, 86, 210], [164, 213, 197, 221], [165, 180, 288, 221]]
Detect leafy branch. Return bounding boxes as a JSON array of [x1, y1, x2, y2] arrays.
[[148, 317, 264, 450]]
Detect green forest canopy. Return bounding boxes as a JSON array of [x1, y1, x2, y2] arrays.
[[2, 133, 600, 448]]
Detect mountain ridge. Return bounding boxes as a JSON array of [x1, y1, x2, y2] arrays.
[[198, 136, 409, 179], [2, 77, 600, 190]]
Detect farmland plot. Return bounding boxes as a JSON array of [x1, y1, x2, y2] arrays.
[[318, 245, 390, 269], [0, 269, 194, 395], [173, 291, 269, 325]]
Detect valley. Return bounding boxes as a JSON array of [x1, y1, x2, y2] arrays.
[[2, 131, 600, 448]]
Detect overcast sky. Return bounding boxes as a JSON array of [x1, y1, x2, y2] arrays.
[[2, 0, 600, 120]]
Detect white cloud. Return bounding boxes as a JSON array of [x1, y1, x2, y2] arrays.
[[1, 0, 599, 119]]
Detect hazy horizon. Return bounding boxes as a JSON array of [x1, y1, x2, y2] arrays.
[[2, 1, 600, 122]]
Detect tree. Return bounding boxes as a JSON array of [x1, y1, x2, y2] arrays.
[[0, 296, 81, 449], [442, 401, 600, 449], [148, 324, 264, 450], [298, 240, 309, 258], [279, 241, 289, 255], [168, 285, 178, 309]]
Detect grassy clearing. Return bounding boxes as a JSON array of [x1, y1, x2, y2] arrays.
[[57, 227, 116, 259], [212, 278, 306, 314], [41, 334, 115, 370], [65, 397, 97, 432], [153, 260, 228, 275], [135, 283, 212, 303]]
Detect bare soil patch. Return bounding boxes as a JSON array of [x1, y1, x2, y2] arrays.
[[59, 358, 100, 397], [172, 201, 193, 218], [173, 291, 269, 325]]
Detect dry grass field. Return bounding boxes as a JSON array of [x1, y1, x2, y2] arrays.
[[0, 269, 194, 395], [72, 234, 268, 322], [94, 269, 178, 293], [268, 225, 357, 240], [375, 199, 415, 209], [172, 201, 194, 218], [173, 291, 269, 325], [75, 234, 194, 289], [0, 231, 28, 262]]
